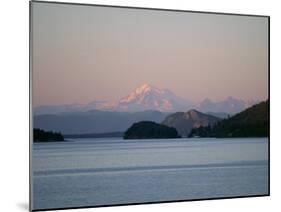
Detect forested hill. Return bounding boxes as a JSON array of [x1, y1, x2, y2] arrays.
[[34, 128, 64, 142], [124, 121, 180, 139], [189, 100, 269, 138]]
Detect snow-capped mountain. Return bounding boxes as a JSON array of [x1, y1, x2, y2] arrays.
[[34, 84, 193, 114], [116, 84, 193, 112], [34, 83, 262, 115]]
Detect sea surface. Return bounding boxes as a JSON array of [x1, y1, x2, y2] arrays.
[[32, 137, 268, 210]]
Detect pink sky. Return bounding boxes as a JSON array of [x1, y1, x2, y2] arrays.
[[32, 2, 268, 106]]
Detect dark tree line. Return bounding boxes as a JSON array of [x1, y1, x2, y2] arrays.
[[33, 128, 64, 142]]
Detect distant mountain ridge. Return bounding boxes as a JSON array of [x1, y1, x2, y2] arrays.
[[162, 109, 221, 137], [34, 110, 168, 134], [197, 97, 259, 114], [34, 84, 261, 115]]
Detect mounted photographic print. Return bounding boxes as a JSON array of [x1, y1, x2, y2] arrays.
[[30, 1, 269, 211]]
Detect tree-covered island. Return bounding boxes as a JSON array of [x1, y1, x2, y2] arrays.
[[123, 121, 180, 139]]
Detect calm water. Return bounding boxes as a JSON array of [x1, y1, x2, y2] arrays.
[[32, 138, 268, 210]]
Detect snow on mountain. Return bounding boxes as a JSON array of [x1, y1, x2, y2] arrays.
[[34, 83, 262, 115], [117, 83, 193, 112]]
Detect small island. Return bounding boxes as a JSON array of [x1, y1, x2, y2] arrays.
[[33, 128, 65, 142], [123, 121, 180, 139]]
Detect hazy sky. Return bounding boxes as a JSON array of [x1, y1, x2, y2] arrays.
[[32, 2, 268, 107]]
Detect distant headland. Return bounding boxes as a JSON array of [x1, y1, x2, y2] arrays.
[[33, 128, 65, 142]]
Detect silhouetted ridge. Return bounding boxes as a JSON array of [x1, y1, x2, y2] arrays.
[[189, 100, 269, 138]]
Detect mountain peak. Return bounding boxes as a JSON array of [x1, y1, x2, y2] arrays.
[[119, 84, 156, 105], [139, 83, 153, 89], [185, 109, 202, 120], [134, 83, 155, 95], [162, 110, 221, 137], [116, 84, 192, 112], [187, 109, 200, 114]]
